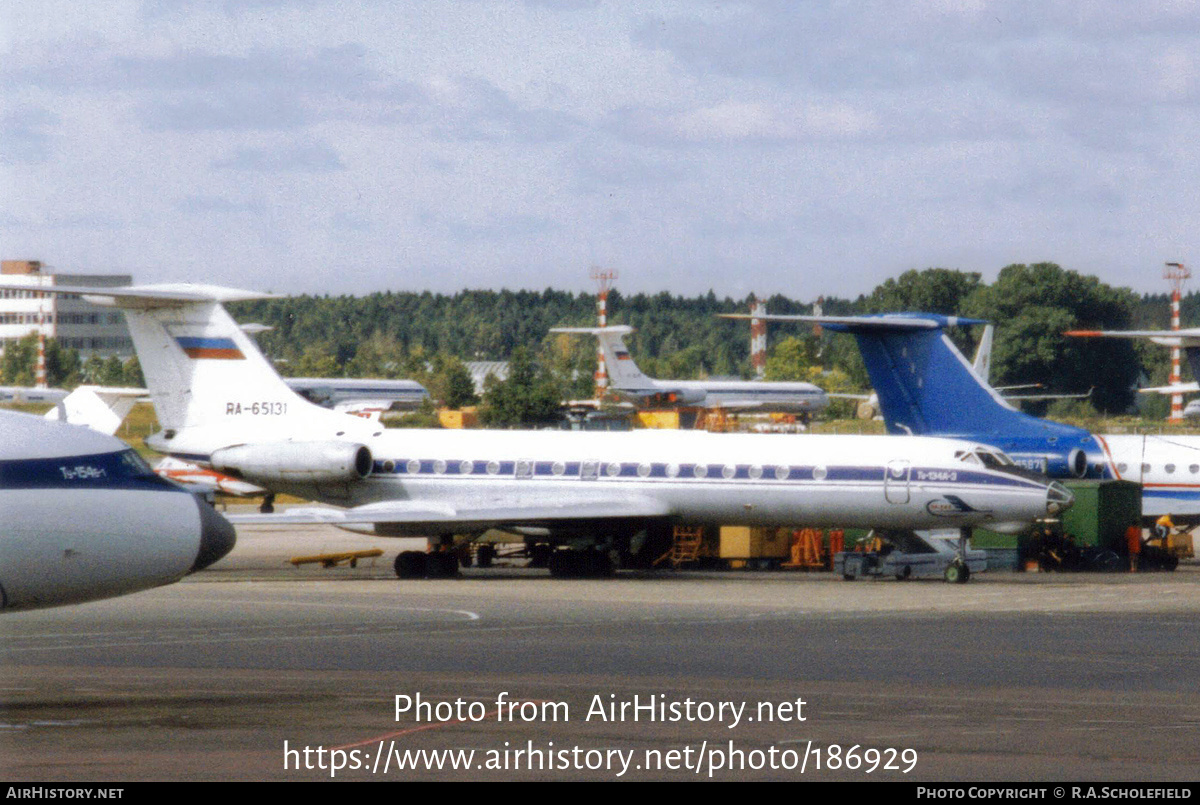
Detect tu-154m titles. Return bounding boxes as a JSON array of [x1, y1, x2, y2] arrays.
[[0, 283, 1072, 582]]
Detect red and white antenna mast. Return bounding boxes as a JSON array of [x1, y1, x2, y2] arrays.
[[749, 295, 767, 379], [34, 306, 47, 389], [1166, 261, 1190, 422], [589, 266, 618, 399]]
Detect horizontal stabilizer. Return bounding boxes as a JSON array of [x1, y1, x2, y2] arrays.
[[550, 325, 635, 335], [718, 313, 986, 331], [0, 282, 277, 309], [1139, 382, 1200, 395], [1065, 328, 1200, 348]]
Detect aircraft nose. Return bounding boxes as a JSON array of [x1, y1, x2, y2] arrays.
[[1046, 481, 1075, 515], [189, 496, 237, 573]]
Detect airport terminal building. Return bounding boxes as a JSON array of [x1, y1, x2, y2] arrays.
[[0, 260, 134, 358]]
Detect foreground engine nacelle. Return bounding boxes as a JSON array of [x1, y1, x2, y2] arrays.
[[210, 441, 373, 484]]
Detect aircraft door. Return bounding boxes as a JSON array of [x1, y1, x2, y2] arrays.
[[885, 459, 910, 504]]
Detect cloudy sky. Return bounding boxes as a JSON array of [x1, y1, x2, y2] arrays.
[[3, 1, 1199, 299]]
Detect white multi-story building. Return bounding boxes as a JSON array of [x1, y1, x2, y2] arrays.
[[0, 260, 134, 358]]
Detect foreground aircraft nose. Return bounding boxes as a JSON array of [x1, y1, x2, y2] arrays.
[[189, 496, 237, 573], [1046, 481, 1075, 515]]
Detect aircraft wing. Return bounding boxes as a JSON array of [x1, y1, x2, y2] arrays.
[[1001, 387, 1093, 402], [226, 494, 673, 530]]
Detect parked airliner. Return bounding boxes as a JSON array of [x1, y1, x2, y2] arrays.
[[551, 325, 829, 414], [739, 310, 1200, 523], [0, 410, 235, 611], [1, 283, 1070, 581]]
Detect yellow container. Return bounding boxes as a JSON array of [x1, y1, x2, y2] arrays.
[[438, 408, 478, 429], [636, 410, 682, 429], [719, 526, 790, 559]]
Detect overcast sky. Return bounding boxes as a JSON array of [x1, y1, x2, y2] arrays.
[[3, 1, 1198, 300]]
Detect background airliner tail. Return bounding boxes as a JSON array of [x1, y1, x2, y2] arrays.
[[550, 325, 657, 390], [766, 313, 1087, 440]]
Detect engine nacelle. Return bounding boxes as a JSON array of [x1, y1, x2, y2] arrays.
[[1008, 447, 1090, 479], [1044, 448, 1089, 479], [210, 441, 373, 484]]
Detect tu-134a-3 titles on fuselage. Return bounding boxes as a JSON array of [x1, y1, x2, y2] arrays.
[[0, 282, 1073, 581]]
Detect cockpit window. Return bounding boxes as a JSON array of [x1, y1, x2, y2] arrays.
[[976, 450, 1013, 470], [117, 449, 157, 478], [955, 450, 983, 466]]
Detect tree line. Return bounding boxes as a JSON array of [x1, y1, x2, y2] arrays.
[[2, 263, 1194, 422]]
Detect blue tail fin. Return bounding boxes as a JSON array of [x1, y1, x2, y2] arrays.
[[819, 314, 1089, 441]]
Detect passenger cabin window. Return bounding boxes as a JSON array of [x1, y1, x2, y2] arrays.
[[1166, 464, 1176, 474]]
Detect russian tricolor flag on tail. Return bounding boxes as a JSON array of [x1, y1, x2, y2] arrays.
[[175, 336, 245, 360]]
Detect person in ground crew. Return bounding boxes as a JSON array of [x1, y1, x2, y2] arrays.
[[1155, 514, 1175, 542], [1126, 522, 1142, 571]]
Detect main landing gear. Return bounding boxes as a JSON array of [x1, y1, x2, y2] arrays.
[[393, 550, 459, 579]]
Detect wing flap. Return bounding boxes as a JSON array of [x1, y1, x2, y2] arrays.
[[227, 495, 673, 528]]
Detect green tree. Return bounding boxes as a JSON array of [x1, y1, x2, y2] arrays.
[[963, 263, 1140, 414], [0, 334, 80, 387], [427, 355, 479, 409], [288, 344, 341, 378], [479, 347, 562, 427]]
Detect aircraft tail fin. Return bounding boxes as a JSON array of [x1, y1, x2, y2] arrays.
[[3, 283, 344, 441], [742, 313, 1084, 439], [550, 325, 657, 390], [972, 323, 994, 383], [45, 385, 145, 435]]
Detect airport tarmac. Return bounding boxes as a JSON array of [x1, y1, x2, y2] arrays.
[[2, 521, 1199, 781]]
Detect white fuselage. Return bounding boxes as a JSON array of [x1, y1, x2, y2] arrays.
[[629, 377, 829, 413], [1096, 433, 1200, 521], [163, 419, 1061, 536]]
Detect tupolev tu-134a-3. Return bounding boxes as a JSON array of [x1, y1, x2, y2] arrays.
[[0, 283, 1073, 582]]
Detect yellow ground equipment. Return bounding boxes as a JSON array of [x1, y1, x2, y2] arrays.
[[289, 549, 384, 568]]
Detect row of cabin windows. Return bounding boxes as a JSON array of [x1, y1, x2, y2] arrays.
[[379, 459, 831, 481], [1116, 462, 1200, 475]]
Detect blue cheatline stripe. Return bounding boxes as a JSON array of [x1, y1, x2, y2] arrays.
[[0, 451, 185, 492], [1143, 489, 1200, 501], [371, 459, 1046, 490]]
